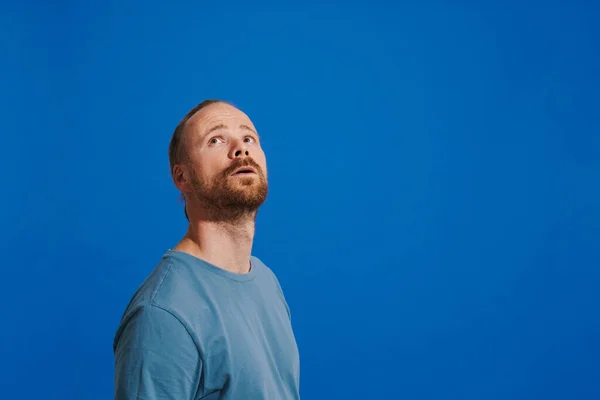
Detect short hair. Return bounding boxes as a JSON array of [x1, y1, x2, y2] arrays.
[[168, 99, 235, 221]]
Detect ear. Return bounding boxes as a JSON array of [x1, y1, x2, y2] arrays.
[[172, 163, 192, 193]]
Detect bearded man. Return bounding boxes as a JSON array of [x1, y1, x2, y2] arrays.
[[113, 100, 300, 400]]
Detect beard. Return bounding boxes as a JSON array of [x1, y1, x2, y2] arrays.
[[188, 158, 268, 221]]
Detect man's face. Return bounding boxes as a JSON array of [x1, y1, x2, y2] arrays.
[[181, 103, 268, 217]]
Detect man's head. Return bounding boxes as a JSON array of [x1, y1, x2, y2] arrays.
[[169, 100, 268, 221]]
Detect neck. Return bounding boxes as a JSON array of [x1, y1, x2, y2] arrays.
[[173, 213, 257, 274]]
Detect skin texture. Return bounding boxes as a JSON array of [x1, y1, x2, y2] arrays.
[[171, 102, 268, 274]]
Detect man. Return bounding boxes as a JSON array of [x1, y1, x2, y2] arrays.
[[113, 100, 300, 400]]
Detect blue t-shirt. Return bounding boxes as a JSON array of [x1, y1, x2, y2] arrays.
[[113, 250, 300, 400]]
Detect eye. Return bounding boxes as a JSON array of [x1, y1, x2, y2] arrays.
[[208, 136, 224, 145], [243, 136, 256, 143]]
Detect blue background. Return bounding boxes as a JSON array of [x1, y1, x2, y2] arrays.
[[2, 1, 599, 399]]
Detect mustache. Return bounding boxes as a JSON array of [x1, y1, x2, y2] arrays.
[[223, 158, 263, 176]]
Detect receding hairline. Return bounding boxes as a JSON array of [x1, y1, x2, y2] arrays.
[[180, 100, 240, 138]]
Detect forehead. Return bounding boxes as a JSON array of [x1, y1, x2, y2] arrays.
[[184, 103, 255, 137]]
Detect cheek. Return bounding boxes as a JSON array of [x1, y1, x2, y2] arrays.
[[256, 156, 267, 175], [191, 154, 219, 181], [188, 162, 209, 185]]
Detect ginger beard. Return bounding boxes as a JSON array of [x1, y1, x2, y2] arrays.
[[188, 158, 268, 220]]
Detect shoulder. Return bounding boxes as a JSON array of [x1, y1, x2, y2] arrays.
[[113, 252, 208, 348], [135, 251, 213, 306], [251, 255, 278, 281], [118, 255, 184, 311], [251, 255, 285, 291], [251, 255, 292, 316]]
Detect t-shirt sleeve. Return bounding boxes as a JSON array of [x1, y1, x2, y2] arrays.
[[114, 305, 202, 400]]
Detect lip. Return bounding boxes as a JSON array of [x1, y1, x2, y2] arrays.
[[231, 166, 257, 176]]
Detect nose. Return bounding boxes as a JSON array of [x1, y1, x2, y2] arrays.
[[230, 139, 250, 159]]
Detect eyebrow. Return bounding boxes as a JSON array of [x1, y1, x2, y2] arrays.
[[200, 123, 259, 142], [204, 123, 227, 136], [240, 124, 258, 136]]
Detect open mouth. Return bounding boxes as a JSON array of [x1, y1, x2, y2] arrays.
[[232, 167, 256, 176]]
